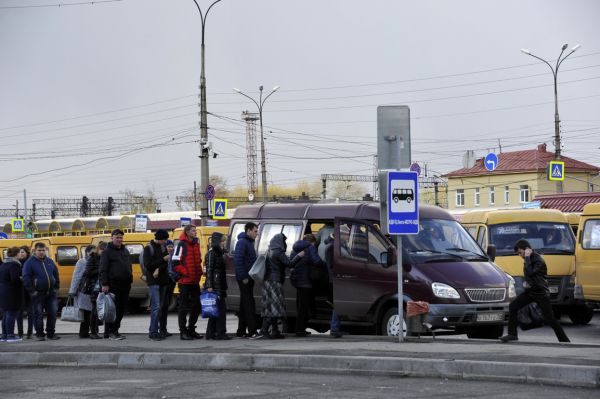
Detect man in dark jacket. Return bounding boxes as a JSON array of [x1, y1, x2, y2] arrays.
[[290, 234, 326, 336], [23, 242, 60, 341], [234, 222, 259, 338], [500, 239, 570, 343], [172, 224, 203, 340], [143, 229, 171, 341], [204, 232, 230, 340], [0, 247, 24, 342], [100, 229, 133, 340]]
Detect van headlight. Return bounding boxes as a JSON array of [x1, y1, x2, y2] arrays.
[[508, 279, 517, 298], [432, 282, 461, 299]]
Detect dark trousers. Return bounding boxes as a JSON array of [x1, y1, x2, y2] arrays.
[[260, 316, 281, 336], [236, 279, 257, 336], [507, 290, 570, 342], [178, 284, 201, 333], [159, 283, 175, 334], [32, 291, 57, 337], [296, 287, 312, 333], [80, 298, 98, 336], [16, 300, 33, 337], [206, 295, 227, 338], [1, 309, 18, 338], [105, 284, 130, 335]]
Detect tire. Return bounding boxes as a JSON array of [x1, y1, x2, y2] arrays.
[[406, 197, 412, 203], [393, 197, 399, 203], [380, 307, 407, 337], [568, 305, 594, 325], [466, 325, 504, 339]]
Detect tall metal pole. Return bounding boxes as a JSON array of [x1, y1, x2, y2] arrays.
[[233, 85, 280, 203], [521, 44, 581, 193], [23, 189, 27, 222], [192, 0, 222, 223]]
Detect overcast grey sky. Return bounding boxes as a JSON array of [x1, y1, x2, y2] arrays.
[[1, 0, 599, 216]]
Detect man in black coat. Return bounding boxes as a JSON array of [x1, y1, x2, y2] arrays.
[[100, 229, 133, 340], [500, 239, 569, 343], [143, 229, 171, 341]]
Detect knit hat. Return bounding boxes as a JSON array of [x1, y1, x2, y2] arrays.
[[154, 229, 169, 240], [166, 240, 174, 246]]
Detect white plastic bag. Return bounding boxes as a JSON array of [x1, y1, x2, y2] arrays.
[[249, 253, 267, 284], [97, 292, 117, 323]]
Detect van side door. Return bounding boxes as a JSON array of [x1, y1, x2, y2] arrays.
[[333, 217, 394, 322]]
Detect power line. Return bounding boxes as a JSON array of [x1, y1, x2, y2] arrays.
[[0, 0, 123, 9]]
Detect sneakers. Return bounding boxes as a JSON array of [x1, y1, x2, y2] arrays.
[[159, 331, 173, 339], [188, 330, 203, 339], [109, 333, 125, 341], [89, 334, 102, 340], [149, 333, 164, 341], [330, 331, 343, 338], [180, 332, 194, 340], [249, 333, 267, 340], [499, 334, 518, 342], [36, 335, 46, 341], [6, 336, 23, 343]]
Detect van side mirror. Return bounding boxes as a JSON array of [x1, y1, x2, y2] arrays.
[[487, 244, 496, 262], [381, 247, 395, 268]]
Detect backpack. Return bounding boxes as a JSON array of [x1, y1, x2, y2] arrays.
[[139, 243, 155, 281]]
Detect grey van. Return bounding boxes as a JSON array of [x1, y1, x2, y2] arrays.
[[224, 202, 514, 338]]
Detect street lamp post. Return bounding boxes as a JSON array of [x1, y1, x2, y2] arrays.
[[521, 43, 581, 193], [192, 0, 222, 224], [233, 85, 280, 203]]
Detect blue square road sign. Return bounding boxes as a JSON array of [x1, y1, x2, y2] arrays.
[[387, 171, 419, 235]]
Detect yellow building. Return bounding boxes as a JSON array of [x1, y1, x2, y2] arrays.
[[444, 144, 599, 211]]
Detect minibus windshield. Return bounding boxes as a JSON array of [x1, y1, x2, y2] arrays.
[[402, 218, 487, 262], [489, 222, 575, 256]]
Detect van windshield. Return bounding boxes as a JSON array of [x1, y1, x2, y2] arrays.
[[402, 218, 487, 262], [489, 222, 575, 256]]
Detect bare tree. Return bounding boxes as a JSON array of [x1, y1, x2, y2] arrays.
[[175, 175, 230, 211], [119, 189, 160, 214]]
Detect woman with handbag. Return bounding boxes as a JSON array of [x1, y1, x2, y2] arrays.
[[204, 232, 230, 340], [69, 245, 96, 338], [251, 233, 291, 340], [81, 242, 107, 339]]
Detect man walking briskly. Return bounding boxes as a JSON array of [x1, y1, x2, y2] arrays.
[[143, 229, 171, 341], [172, 224, 203, 340], [234, 222, 259, 338], [500, 239, 570, 343], [100, 229, 133, 340], [23, 243, 60, 341]]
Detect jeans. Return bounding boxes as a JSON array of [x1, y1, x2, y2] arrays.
[[178, 284, 201, 333], [236, 279, 257, 336], [1, 309, 18, 339], [159, 283, 174, 334], [507, 290, 569, 342], [331, 310, 340, 333], [16, 302, 33, 337], [148, 285, 160, 334], [32, 290, 58, 337]]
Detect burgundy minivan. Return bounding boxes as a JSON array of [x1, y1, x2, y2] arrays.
[[224, 202, 514, 338]]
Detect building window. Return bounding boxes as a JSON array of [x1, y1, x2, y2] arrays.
[[456, 189, 464, 207], [474, 188, 480, 206], [519, 185, 529, 203], [504, 186, 510, 204], [489, 186, 495, 205]]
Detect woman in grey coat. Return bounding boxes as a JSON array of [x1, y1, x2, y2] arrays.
[[69, 245, 96, 338]]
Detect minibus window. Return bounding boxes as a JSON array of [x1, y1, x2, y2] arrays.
[[126, 244, 143, 264], [582, 220, 600, 249], [339, 222, 368, 261], [56, 246, 79, 266], [2, 249, 7, 260], [467, 226, 476, 239], [258, 224, 284, 254], [477, 228, 486, 248], [367, 228, 388, 264], [228, 223, 247, 255], [489, 222, 575, 256], [282, 224, 303, 255]]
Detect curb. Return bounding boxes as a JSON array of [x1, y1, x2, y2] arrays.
[[1, 352, 598, 388]]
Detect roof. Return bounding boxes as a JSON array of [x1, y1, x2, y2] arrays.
[[461, 209, 567, 224], [445, 144, 600, 178], [534, 192, 600, 213]]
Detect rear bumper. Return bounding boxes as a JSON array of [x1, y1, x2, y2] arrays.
[[425, 303, 509, 329]]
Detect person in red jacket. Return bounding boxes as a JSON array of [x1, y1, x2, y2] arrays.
[[172, 224, 203, 340]]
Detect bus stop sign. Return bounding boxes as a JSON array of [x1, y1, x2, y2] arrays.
[[387, 171, 419, 235]]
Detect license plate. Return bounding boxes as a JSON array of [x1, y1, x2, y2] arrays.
[[549, 286, 559, 294], [477, 312, 504, 322]]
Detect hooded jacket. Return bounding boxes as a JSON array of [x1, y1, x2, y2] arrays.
[[81, 252, 101, 295], [172, 232, 203, 285], [23, 255, 59, 294], [100, 242, 133, 287], [0, 257, 24, 310], [143, 240, 171, 286], [234, 232, 257, 281], [289, 240, 325, 288], [523, 251, 549, 294], [204, 232, 227, 295], [266, 233, 291, 284]]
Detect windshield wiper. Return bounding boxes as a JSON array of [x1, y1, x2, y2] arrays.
[[444, 247, 489, 260], [410, 250, 465, 262]]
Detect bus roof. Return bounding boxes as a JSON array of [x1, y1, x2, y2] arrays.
[[461, 209, 568, 225], [582, 203, 600, 216]]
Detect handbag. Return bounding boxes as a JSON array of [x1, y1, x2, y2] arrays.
[[249, 253, 267, 284], [200, 291, 220, 318], [61, 296, 84, 322], [517, 302, 544, 331]]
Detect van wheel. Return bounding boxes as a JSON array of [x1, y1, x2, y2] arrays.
[[381, 307, 407, 337], [466, 325, 503, 339], [568, 305, 594, 325]]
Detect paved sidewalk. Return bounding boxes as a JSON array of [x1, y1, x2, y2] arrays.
[[1, 334, 599, 388]]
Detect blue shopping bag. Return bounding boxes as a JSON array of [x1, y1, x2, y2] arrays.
[[200, 291, 220, 318]]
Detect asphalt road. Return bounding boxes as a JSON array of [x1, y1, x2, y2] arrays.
[[0, 367, 597, 399], [49, 310, 600, 344]]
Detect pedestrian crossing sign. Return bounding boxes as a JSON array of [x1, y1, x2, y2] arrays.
[[548, 161, 565, 181], [11, 218, 25, 232], [212, 198, 228, 220]]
